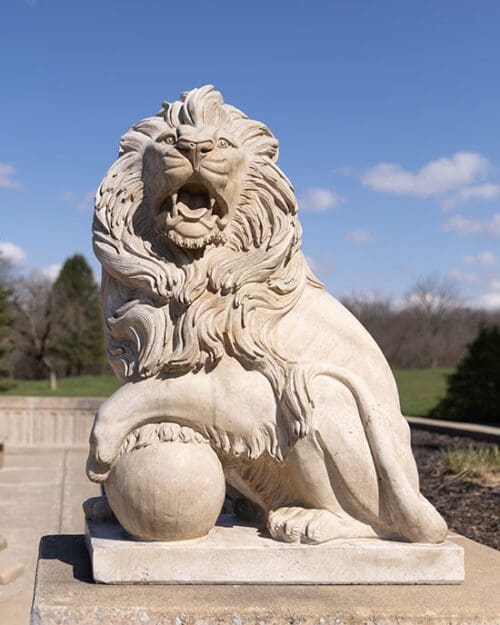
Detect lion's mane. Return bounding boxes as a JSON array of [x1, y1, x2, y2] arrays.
[[93, 86, 322, 453]]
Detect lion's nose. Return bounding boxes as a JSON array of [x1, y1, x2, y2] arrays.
[[177, 138, 214, 167], [196, 139, 215, 155]]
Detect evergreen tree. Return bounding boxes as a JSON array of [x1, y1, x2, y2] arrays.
[[51, 255, 104, 376], [0, 279, 13, 391], [430, 325, 500, 425]]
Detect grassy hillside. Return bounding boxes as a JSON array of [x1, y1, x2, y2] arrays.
[[3, 368, 453, 417]]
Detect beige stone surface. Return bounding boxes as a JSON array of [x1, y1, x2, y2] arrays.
[[86, 517, 464, 585], [32, 534, 500, 624], [0, 533, 24, 586], [87, 85, 448, 548], [0, 555, 25, 585], [104, 425, 226, 541], [0, 448, 100, 625], [0, 397, 99, 447]]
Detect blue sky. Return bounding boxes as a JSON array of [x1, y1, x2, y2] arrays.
[[1, 0, 499, 308]]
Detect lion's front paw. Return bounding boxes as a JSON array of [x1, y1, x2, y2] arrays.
[[86, 421, 125, 483], [268, 507, 375, 544], [86, 438, 113, 483]]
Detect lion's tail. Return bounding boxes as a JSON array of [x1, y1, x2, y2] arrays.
[[283, 364, 448, 543]]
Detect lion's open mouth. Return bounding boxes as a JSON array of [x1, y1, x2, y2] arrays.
[[171, 183, 221, 221], [156, 181, 228, 248]]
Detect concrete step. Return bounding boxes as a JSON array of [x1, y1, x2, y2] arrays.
[[0, 553, 25, 585]]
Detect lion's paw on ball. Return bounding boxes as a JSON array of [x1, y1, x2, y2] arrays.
[[104, 423, 225, 541]]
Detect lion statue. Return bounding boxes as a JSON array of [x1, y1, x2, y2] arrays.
[[87, 85, 447, 545]]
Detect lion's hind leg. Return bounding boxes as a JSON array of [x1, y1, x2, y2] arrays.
[[268, 506, 377, 544], [285, 370, 447, 544]]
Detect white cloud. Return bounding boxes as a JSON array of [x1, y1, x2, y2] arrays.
[[299, 188, 342, 212], [346, 230, 376, 244], [463, 251, 497, 265], [61, 190, 94, 211], [0, 163, 22, 190], [343, 288, 388, 304], [473, 292, 500, 310], [442, 216, 484, 235], [361, 152, 490, 197], [442, 183, 500, 210], [38, 264, 62, 282], [447, 269, 480, 285], [443, 214, 500, 236], [0, 241, 27, 265]]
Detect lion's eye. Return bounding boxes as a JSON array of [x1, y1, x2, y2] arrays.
[[158, 133, 176, 145], [217, 138, 231, 149]]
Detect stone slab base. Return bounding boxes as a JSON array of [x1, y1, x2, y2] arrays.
[[86, 516, 464, 585], [31, 534, 500, 625]]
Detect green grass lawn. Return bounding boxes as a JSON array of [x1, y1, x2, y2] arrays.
[[393, 368, 452, 416], [3, 375, 120, 397], [2, 368, 452, 417]]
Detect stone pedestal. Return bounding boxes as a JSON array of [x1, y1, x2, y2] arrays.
[[31, 534, 500, 625], [86, 516, 464, 585], [0, 534, 24, 585]]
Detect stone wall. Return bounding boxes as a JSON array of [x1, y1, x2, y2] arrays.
[[0, 397, 102, 448]]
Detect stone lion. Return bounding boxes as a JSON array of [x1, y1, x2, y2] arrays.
[[87, 85, 447, 544]]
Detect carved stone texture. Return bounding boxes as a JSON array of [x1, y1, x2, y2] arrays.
[[104, 424, 225, 541], [87, 85, 448, 545]]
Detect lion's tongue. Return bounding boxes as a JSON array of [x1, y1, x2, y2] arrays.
[[177, 189, 210, 220]]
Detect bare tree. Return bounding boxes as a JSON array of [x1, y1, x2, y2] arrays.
[[12, 275, 58, 390], [0, 254, 14, 390], [405, 275, 461, 318], [0, 254, 12, 283], [404, 275, 463, 368], [342, 276, 498, 370]]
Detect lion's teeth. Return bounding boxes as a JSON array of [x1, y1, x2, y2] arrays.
[[210, 196, 216, 210], [171, 193, 178, 215]]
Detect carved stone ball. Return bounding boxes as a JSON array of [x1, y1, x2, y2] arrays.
[[104, 423, 225, 541]]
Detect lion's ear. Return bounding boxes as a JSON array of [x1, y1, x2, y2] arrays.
[[260, 135, 279, 162], [247, 129, 278, 163], [231, 115, 280, 163], [156, 101, 170, 120]]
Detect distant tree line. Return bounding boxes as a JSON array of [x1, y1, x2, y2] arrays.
[[0, 257, 499, 392], [342, 276, 500, 369], [0, 253, 104, 390], [0, 256, 13, 391]]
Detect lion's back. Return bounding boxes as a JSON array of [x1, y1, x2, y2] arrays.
[[274, 285, 401, 414]]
